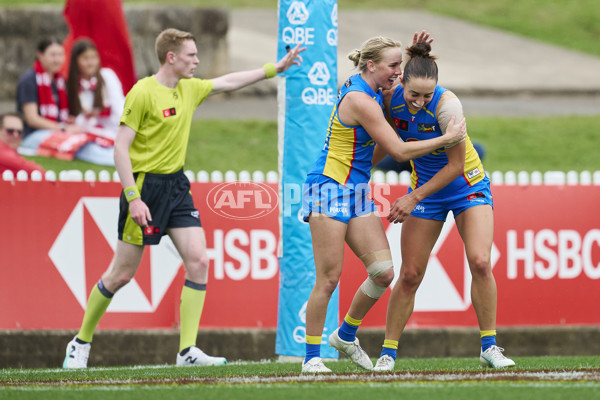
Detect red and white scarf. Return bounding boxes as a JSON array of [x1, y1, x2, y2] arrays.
[[33, 60, 69, 122], [79, 76, 111, 118]]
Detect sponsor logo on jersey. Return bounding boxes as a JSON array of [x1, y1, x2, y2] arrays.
[[361, 139, 375, 147], [418, 123, 437, 133], [162, 108, 176, 118], [394, 117, 409, 131], [466, 167, 481, 179]]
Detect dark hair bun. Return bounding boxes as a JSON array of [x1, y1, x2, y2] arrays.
[[406, 42, 432, 59]]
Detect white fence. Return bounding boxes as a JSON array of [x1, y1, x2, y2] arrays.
[[2, 169, 600, 186]]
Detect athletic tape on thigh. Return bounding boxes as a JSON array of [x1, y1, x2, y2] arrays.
[[360, 249, 393, 278]]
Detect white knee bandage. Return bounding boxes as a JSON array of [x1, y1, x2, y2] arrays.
[[359, 249, 393, 299]]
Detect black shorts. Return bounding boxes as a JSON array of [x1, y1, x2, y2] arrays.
[[118, 169, 202, 246]]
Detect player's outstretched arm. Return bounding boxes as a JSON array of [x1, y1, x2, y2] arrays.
[[211, 43, 306, 94]]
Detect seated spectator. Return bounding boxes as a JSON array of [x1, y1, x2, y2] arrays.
[[65, 38, 125, 166], [0, 113, 45, 175], [15, 38, 114, 166], [16, 38, 81, 152]]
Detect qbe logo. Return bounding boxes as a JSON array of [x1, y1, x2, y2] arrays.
[[282, 1, 314, 45], [328, 3, 338, 46], [302, 62, 335, 106], [327, 28, 337, 47], [206, 181, 279, 220], [287, 1, 309, 24], [308, 62, 330, 85]]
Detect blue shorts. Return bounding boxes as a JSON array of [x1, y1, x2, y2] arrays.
[[301, 174, 376, 224], [409, 178, 493, 221]]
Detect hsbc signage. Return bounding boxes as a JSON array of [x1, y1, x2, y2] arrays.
[[49, 196, 279, 313], [208, 229, 278, 281], [1, 180, 598, 329], [507, 229, 600, 280], [49, 197, 183, 313]]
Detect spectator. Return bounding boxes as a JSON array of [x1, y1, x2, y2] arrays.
[[15, 38, 111, 165], [16, 38, 81, 151], [0, 113, 45, 175], [65, 38, 125, 166]]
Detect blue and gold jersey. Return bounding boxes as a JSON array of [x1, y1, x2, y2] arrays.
[[389, 85, 485, 198], [308, 74, 380, 186]]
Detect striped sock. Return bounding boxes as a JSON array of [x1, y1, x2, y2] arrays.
[[480, 330, 497, 352], [305, 335, 322, 363], [338, 314, 362, 342], [380, 339, 398, 360]]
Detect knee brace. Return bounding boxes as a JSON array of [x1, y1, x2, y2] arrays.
[[359, 249, 393, 299]]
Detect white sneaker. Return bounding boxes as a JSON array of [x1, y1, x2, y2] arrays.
[[63, 336, 91, 369], [176, 346, 227, 367], [301, 357, 332, 373], [373, 355, 395, 371], [480, 345, 516, 368], [328, 328, 373, 370]]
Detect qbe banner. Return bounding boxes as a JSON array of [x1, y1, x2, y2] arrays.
[[276, 0, 339, 358]]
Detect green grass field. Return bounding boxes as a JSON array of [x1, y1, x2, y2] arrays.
[[1, 356, 599, 399], [24, 115, 600, 174]]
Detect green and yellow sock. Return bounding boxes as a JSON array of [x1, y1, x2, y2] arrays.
[[179, 280, 206, 353], [77, 280, 113, 343]]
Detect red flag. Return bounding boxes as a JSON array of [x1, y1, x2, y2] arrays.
[[62, 0, 136, 93]]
